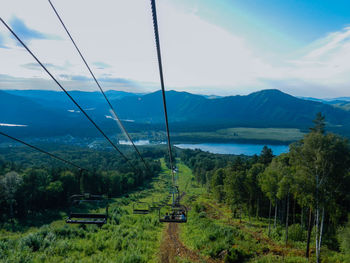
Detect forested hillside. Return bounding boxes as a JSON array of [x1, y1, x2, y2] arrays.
[[2, 89, 350, 138], [1, 115, 349, 262], [179, 114, 350, 262], [0, 146, 162, 230]]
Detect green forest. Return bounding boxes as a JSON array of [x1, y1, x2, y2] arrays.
[[0, 114, 350, 263]]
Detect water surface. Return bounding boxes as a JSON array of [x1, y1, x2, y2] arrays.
[[174, 143, 288, 156]]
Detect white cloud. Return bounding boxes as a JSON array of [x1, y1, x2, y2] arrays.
[[0, 0, 350, 97], [272, 27, 350, 97], [0, 0, 274, 95]]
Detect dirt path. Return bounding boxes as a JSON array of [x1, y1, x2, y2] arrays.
[[159, 222, 217, 263], [159, 192, 217, 263]]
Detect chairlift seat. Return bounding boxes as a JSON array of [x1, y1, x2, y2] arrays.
[[133, 209, 150, 214], [159, 218, 187, 223], [158, 204, 188, 224], [133, 202, 150, 215], [69, 213, 107, 219], [66, 194, 108, 226]]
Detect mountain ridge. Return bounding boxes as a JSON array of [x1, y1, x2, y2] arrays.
[[1, 89, 350, 138]]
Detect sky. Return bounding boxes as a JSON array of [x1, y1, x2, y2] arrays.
[[1, 0, 350, 98]]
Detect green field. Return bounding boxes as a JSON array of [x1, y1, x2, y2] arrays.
[[172, 127, 305, 144], [126, 127, 306, 144]]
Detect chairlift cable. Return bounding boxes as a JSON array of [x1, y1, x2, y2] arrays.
[[0, 130, 87, 171], [150, 0, 176, 194], [47, 0, 150, 172], [0, 17, 137, 171]]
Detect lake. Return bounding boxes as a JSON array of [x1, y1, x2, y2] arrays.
[[174, 143, 289, 156]]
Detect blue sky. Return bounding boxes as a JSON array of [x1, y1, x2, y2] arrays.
[[173, 0, 350, 52], [1, 0, 350, 97]]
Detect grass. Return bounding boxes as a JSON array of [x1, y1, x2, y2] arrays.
[[172, 127, 305, 144], [125, 127, 305, 144], [177, 167, 347, 263], [1, 160, 348, 262], [0, 160, 172, 263]]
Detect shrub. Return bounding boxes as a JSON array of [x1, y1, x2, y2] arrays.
[[194, 202, 205, 213], [121, 252, 144, 263], [337, 216, 350, 254], [53, 239, 72, 256], [269, 226, 283, 241], [199, 211, 207, 218], [53, 225, 86, 238], [224, 248, 245, 263], [287, 224, 306, 242], [0, 240, 8, 259], [42, 231, 56, 249], [20, 233, 44, 252]]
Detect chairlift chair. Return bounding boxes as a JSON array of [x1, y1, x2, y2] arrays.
[[159, 204, 187, 223], [149, 198, 160, 211], [66, 193, 108, 226], [133, 202, 150, 214]]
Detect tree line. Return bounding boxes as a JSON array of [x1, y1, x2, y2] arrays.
[[180, 114, 350, 263], [0, 145, 162, 228]]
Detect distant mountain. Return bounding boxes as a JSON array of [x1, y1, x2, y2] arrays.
[[300, 96, 350, 102], [300, 96, 350, 112], [112, 89, 350, 132], [0, 90, 118, 137], [113, 90, 207, 123], [331, 97, 350, 102], [328, 101, 350, 111], [4, 89, 136, 110], [0, 90, 71, 137], [1, 89, 350, 138]]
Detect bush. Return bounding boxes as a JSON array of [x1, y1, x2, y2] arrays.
[[337, 216, 350, 254], [53, 225, 86, 238], [194, 202, 205, 213], [199, 211, 207, 218], [20, 233, 44, 252], [53, 239, 72, 256], [0, 240, 8, 259], [269, 226, 283, 241], [225, 248, 243, 263], [121, 253, 145, 263], [287, 224, 306, 242]]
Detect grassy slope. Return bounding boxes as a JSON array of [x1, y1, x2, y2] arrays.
[[177, 163, 349, 263], [0, 160, 173, 263], [1, 160, 348, 263]]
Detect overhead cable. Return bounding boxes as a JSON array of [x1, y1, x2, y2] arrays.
[[150, 0, 176, 190], [47, 0, 150, 171], [0, 130, 87, 171], [0, 17, 136, 171]]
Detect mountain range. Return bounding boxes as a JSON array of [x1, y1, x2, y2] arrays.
[[1, 89, 350, 139]]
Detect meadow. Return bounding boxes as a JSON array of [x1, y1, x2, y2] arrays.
[[172, 128, 305, 144]]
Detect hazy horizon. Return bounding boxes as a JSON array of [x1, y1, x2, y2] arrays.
[[2, 87, 350, 100]]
